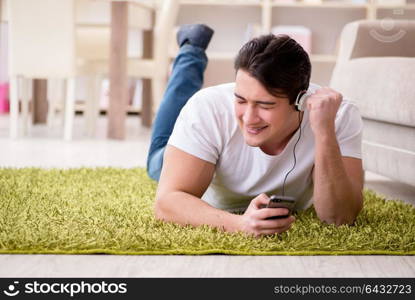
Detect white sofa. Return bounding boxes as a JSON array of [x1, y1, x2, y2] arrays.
[[330, 20, 415, 187]]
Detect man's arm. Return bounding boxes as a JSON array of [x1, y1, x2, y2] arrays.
[[307, 87, 363, 225], [313, 135, 364, 225], [155, 145, 241, 232]]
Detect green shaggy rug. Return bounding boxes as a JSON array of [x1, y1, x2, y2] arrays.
[[0, 168, 414, 255]]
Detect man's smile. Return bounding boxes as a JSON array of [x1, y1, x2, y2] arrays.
[[245, 125, 268, 135]]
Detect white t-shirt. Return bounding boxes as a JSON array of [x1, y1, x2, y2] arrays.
[[168, 82, 363, 213]]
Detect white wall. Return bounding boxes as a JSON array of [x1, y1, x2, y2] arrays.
[[0, 22, 8, 83]]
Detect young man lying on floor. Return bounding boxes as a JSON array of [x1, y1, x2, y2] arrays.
[[146, 24, 364, 237]]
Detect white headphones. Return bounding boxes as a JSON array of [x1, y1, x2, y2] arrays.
[[294, 90, 312, 112]]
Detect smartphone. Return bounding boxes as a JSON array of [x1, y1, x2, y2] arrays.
[[266, 195, 296, 219]]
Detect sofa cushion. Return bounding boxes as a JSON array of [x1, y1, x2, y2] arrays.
[[330, 57, 415, 127], [363, 119, 415, 152], [362, 119, 415, 186]]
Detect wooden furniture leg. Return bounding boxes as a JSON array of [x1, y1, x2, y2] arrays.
[[108, 1, 128, 140], [32, 79, 48, 124], [141, 28, 153, 128]]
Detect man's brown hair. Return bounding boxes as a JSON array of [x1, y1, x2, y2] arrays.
[[234, 34, 311, 105]]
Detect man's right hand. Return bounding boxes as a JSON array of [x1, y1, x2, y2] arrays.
[[238, 193, 296, 237]]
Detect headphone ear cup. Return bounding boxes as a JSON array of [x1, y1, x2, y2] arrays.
[[298, 94, 306, 112], [295, 92, 307, 112]]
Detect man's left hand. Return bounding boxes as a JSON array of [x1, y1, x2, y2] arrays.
[[306, 87, 342, 137]]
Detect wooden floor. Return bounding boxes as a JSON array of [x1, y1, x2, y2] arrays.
[[0, 115, 414, 278], [1, 255, 415, 278]]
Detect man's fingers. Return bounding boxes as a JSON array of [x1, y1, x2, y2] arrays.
[[256, 215, 295, 230], [255, 207, 289, 219], [254, 217, 296, 236], [251, 193, 270, 209], [247, 194, 296, 237]]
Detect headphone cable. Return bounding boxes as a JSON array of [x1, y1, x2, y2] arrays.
[[281, 111, 303, 196]]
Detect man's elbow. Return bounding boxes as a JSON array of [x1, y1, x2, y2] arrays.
[[319, 215, 356, 226], [154, 205, 164, 221], [318, 197, 363, 226], [154, 196, 169, 222]]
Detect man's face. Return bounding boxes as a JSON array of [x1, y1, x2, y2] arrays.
[[234, 69, 299, 154]]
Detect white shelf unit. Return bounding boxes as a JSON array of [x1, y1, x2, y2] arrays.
[[71, 0, 415, 114], [68, 0, 415, 114], [75, 103, 140, 114], [173, 0, 415, 87]]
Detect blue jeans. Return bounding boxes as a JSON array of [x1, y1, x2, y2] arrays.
[[146, 45, 208, 181]]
